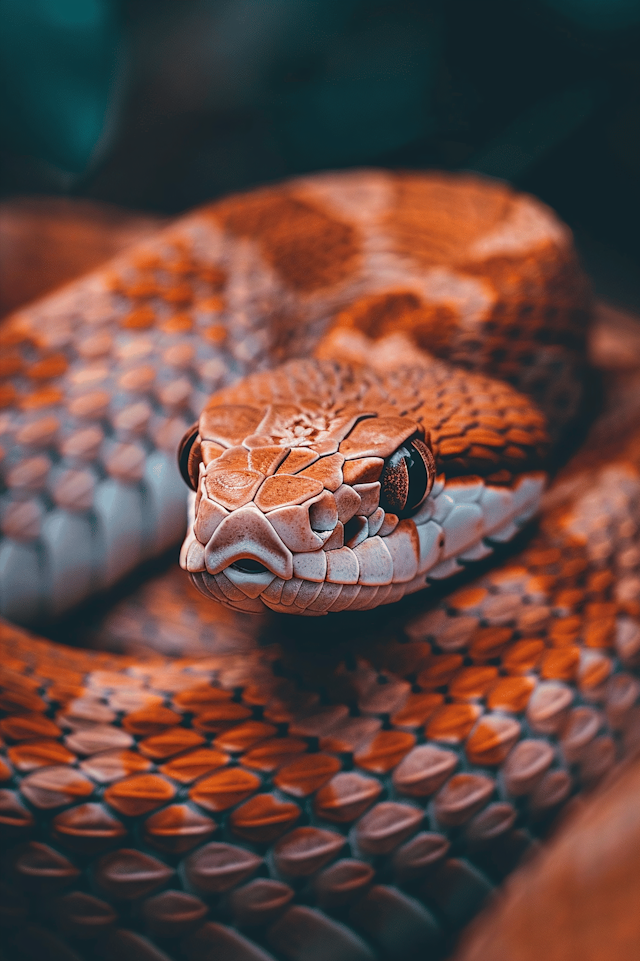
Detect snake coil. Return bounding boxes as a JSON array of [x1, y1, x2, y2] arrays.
[[1, 171, 639, 961]]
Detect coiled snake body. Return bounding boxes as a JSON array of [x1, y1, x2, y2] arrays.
[[1, 171, 639, 961]]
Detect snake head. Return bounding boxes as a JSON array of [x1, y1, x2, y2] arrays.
[[176, 398, 450, 614]]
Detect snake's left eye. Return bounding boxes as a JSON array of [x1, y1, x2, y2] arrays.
[[178, 423, 202, 491], [379, 438, 435, 518]]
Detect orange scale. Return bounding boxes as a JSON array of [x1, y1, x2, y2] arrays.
[[161, 312, 193, 333], [342, 457, 384, 485], [239, 684, 279, 708], [0, 655, 27, 673], [121, 706, 182, 737], [143, 804, 217, 854], [7, 740, 76, 773], [214, 721, 278, 754], [502, 445, 528, 461], [0, 670, 41, 695], [578, 652, 613, 692], [160, 747, 229, 784], [123, 278, 159, 299], [584, 617, 616, 649], [547, 617, 582, 646], [204, 469, 264, 512], [465, 716, 521, 766], [417, 655, 464, 691], [501, 639, 545, 675], [198, 265, 226, 288], [80, 750, 153, 784], [104, 774, 176, 817], [121, 305, 156, 329], [27, 354, 69, 381], [229, 794, 301, 844], [254, 475, 324, 512], [468, 627, 513, 662], [163, 283, 194, 305], [0, 323, 32, 348], [189, 767, 261, 813], [353, 730, 415, 774], [172, 685, 234, 712], [437, 436, 469, 457], [192, 702, 253, 735], [586, 570, 614, 593], [486, 676, 536, 713], [138, 727, 205, 761], [449, 666, 499, 702], [198, 294, 226, 313], [165, 257, 196, 276], [299, 453, 344, 491], [0, 687, 47, 714], [247, 446, 288, 477], [144, 668, 206, 693], [51, 803, 127, 854], [526, 547, 563, 569], [20, 386, 64, 409], [87, 674, 145, 695], [39, 663, 88, 686], [447, 586, 489, 613], [108, 690, 164, 713], [553, 588, 583, 612], [202, 323, 227, 344], [390, 692, 444, 729], [103, 270, 126, 292], [540, 646, 581, 682], [585, 601, 617, 620], [19, 766, 95, 810], [132, 251, 162, 270], [273, 754, 341, 797], [0, 713, 61, 741], [216, 446, 250, 470], [313, 772, 382, 824], [47, 685, 87, 704], [425, 703, 483, 744], [242, 738, 309, 773]]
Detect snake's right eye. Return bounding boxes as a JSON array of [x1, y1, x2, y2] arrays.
[[178, 423, 202, 491]]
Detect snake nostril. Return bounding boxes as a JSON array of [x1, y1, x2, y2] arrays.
[[230, 559, 269, 575]]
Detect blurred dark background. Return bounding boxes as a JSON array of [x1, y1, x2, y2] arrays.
[[1, 0, 639, 308]]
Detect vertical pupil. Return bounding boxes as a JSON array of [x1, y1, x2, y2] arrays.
[[380, 440, 430, 517], [404, 442, 428, 510]]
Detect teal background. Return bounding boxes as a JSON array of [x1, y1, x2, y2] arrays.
[[1, 0, 639, 300]]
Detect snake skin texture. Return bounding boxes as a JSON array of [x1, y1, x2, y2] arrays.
[[2, 171, 639, 961]]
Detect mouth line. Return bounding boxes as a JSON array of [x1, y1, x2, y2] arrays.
[[230, 558, 270, 574]]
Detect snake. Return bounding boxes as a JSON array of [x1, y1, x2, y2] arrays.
[[0, 169, 639, 961]]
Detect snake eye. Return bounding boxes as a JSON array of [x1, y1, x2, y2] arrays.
[[178, 423, 202, 491], [379, 438, 435, 518]]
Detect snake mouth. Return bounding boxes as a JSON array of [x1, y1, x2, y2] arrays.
[[230, 558, 269, 574]]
